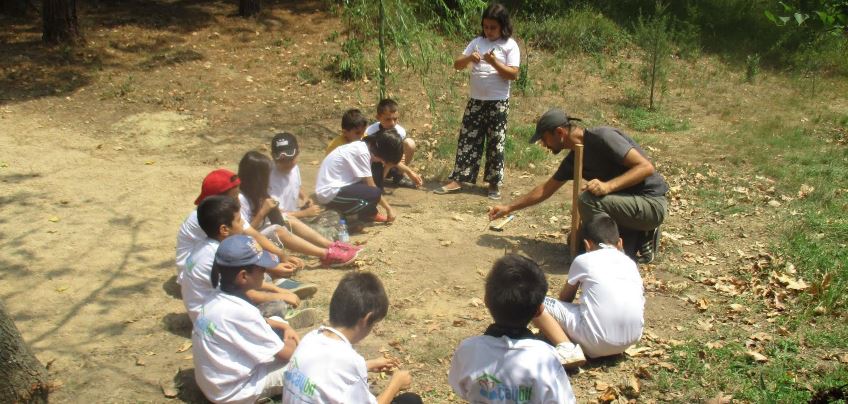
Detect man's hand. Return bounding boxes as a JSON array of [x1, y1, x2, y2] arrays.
[[408, 171, 423, 188], [584, 179, 612, 196], [367, 357, 400, 372], [488, 205, 510, 220]]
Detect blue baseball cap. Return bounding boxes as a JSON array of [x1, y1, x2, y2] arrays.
[[215, 235, 279, 268]]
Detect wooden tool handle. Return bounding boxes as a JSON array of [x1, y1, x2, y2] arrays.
[[569, 144, 585, 259]]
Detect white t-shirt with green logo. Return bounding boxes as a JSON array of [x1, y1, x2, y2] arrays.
[[192, 292, 285, 404], [282, 327, 378, 404], [449, 335, 576, 404]]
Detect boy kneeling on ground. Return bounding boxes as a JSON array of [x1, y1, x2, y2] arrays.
[[449, 254, 576, 403], [192, 234, 301, 404], [533, 214, 645, 367]]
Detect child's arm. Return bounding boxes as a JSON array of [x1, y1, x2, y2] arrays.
[[266, 318, 300, 362], [454, 52, 481, 70], [366, 357, 400, 372], [482, 49, 519, 80], [251, 198, 279, 229], [559, 282, 579, 303], [246, 283, 301, 307], [244, 226, 289, 262], [394, 162, 423, 188], [376, 370, 412, 404]]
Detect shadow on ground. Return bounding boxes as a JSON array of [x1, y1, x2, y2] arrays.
[[477, 234, 572, 275]]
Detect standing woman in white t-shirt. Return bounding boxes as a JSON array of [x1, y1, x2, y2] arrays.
[[434, 3, 520, 200]]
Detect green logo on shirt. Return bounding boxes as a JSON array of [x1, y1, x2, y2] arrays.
[[475, 372, 533, 403]]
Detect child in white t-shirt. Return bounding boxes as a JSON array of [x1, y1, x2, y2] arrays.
[[315, 128, 404, 224], [533, 214, 645, 367], [436, 3, 520, 201], [449, 254, 576, 404], [176, 169, 301, 279], [182, 195, 313, 325], [282, 271, 422, 404], [192, 234, 301, 404], [238, 150, 360, 268], [364, 99, 422, 189]]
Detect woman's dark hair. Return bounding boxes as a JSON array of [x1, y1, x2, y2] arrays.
[[479, 3, 512, 39], [364, 128, 403, 165], [328, 271, 389, 328], [211, 263, 261, 293], [197, 195, 240, 239], [584, 214, 620, 246], [237, 151, 273, 218], [485, 254, 548, 327]]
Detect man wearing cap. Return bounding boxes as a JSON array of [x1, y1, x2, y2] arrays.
[[488, 108, 668, 262]]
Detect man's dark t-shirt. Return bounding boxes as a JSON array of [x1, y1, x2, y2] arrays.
[[553, 127, 668, 197]]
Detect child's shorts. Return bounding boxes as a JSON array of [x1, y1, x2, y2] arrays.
[[259, 224, 286, 250], [543, 297, 637, 358]]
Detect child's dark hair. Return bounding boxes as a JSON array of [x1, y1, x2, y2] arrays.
[[376, 98, 399, 115], [342, 108, 368, 130], [211, 263, 261, 293], [328, 271, 389, 328], [485, 254, 547, 327], [238, 151, 273, 217], [584, 214, 620, 246], [364, 128, 404, 164], [480, 3, 512, 39], [197, 195, 240, 239]]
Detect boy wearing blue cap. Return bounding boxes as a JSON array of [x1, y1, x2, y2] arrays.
[[192, 234, 301, 404]]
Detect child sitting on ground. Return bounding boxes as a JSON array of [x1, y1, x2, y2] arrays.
[[282, 271, 422, 404], [182, 195, 317, 327], [269, 132, 342, 242], [449, 254, 575, 404], [532, 214, 645, 368], [325, 108, 368, 155], [176, 168, 301, 280], [239, 150, 360, 267], [365, 99, 422, 189], [192, 234, 301, 404], [315, 128, 404, 224]]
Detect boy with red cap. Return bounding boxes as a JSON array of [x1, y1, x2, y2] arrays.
[[176, 169, 301, 281]]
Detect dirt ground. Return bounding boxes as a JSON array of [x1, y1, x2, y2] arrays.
[[2, 1, 846, 403]]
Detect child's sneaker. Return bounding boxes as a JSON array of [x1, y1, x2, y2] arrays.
[[320, 244, 359, 267], [372, 213, 390, 223], [332, 240, 364, 253], [274, 278, 319, 300], [284, 307, 320, 329], [555, 342, 587, 369]]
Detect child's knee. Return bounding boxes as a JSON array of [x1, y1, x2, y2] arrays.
[[403, 138, 416, 155]]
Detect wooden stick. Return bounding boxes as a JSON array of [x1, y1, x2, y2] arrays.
[[569, 144, 584, 259]]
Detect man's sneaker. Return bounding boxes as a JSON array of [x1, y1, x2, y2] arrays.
[[320, 244, 359, 267], [274, 278, 318, 300], [636, 227, 660, 264], [555, 342, 587, 369], [284, 307, 320, 329], [395, 177, 416, 188]]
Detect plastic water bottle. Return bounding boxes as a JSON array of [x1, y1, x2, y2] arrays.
[[337, 219, 350, 243]]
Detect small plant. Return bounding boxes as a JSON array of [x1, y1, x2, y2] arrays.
[[296, 68, 320, 85], [633, 1, 673, 110], [746, 53, 761, 83], [514, 57, 531, 94], [331, 38, 366, 81], [617, 105, 690, 132]]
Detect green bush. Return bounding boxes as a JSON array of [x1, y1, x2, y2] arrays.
[[505, 125, 548, 170], [518, 8, 628, 54]]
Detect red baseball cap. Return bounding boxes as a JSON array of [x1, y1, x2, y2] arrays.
[[194, 169, 241, 205]]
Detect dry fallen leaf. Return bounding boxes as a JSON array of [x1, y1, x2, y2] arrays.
[[705, 341, 724, 349], [729, 303, 745, 313], [696, 319, 714, 331], [597, 386, 618, 403], [160, 379, 178, 398], [48, 216, 60, 223], [746, 350, 769, 363], [706, 392, 733, 404], [176, 342, 192, 353], [468, 297, 483, 308], [620, 374, 640, 398], [595, 380, 610, 391], [624, 346, 651, 357]]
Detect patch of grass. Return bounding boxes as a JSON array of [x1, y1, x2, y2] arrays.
[[716, 118, 848, 310], [505, 125, 548, 171], [518, 8, 628, 55], [617, 105, 691, 132], [296, 68, 320, 85]]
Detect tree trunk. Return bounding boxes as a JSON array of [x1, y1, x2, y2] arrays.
[[42, 0, 80, 44], [238, 0, 260, 17], [1, 0, 32, 16], [0, 301, 50, 403]]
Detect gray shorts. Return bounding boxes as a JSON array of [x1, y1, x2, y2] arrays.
[[577, 192, 667, 231]]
